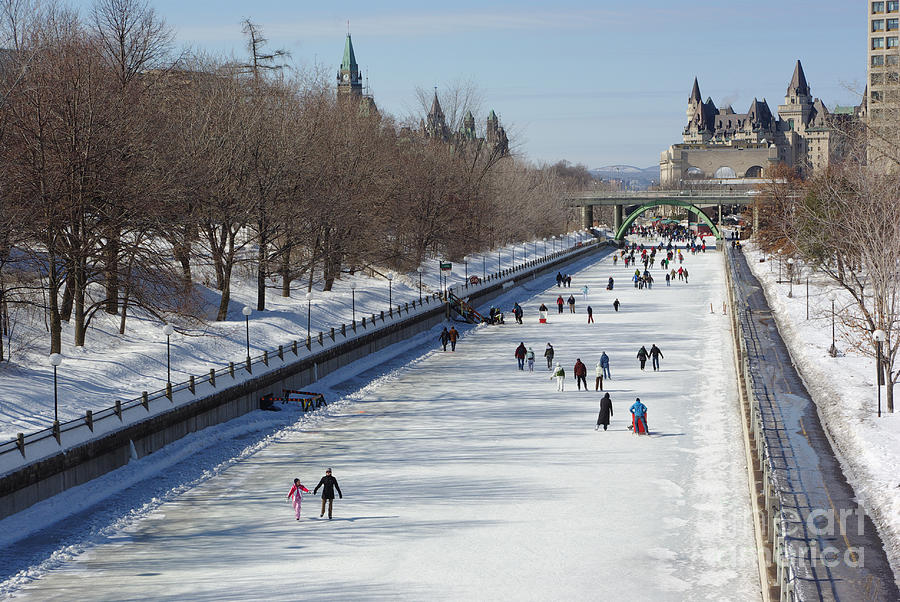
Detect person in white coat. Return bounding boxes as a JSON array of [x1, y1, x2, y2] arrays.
[[526, 348, 536, 372], [594, 360, 604, 391], [550, 362, 565, 391]]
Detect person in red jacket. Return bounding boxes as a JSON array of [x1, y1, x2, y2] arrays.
[[556, 296, 565, 314], [574, 358, 588, 391], [514, 342, 527, 370], [287, 478, 310, 521]]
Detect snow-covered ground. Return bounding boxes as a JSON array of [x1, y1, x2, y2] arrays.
[[741, 242, 900, 583], [0, 234, 593, 442], [1, 240, 760, 600]]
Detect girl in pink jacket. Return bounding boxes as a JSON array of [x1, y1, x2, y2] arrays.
[[287, 478, 310, 520]]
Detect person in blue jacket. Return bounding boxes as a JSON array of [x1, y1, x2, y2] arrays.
[[630, 398, 649, 435], [599, 351, 611, 380]]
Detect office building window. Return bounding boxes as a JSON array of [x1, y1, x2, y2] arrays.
[[874, 1, 885, 12], [888, 35, 899, 47], [874, 19, 885, 30], [888, 17, 899, 29], [889, 1, 899, 11], [872, 72, 885, 85], [887, 54, 900, 64], [872, 91, 883, 102], [874, 37, 886, 49], [873, 54, 885, 66]]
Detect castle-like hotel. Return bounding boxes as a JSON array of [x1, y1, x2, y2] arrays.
[[337, 33, 508, 155], [660, 61, 861, 186]]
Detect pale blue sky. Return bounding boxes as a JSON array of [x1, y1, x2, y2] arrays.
[[77, 1, 864, 168]]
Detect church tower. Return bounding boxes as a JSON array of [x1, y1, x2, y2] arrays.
[[337, 33, 363, 100]]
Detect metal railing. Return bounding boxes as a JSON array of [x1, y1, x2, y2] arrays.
[[724, 246, 794, 601], [0, 239, 601, 473]]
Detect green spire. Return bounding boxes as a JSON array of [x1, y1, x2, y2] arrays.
[[341, 34, 357, 72]]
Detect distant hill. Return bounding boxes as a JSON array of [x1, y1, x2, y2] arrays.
[[591, 165, 660, 189]]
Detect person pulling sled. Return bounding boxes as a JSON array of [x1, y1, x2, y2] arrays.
[[629, 398, 649, 435]]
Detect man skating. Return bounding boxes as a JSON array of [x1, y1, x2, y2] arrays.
[[515, 342, 527, 370], [649, 344, 663, 371], [448, 326, 459, 351], [544, 343, 555, 369], [574, 358, 587, 391], [600, 351, 611, 380], [314, 468, 343, 519], [439, 327, 450, 351]]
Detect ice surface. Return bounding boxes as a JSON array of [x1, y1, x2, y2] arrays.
[[1, 240, 760, 600]]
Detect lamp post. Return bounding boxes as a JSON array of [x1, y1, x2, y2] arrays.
[[351, 282, 357, 322], [305, 293, 312, 343], [241, 306, 252, 363], [828, 293, 837, 357], [543, 237, 547, 256], [463, 256, 469, 282], [49, 353, 62, 423], [387, 273, 393, 310], [163, 324, 175, 386], [482, 256, 486, 281], [552, 235, 557, 252], [497, 249, 501, 274], [415, 268, 422, 302], [787, 258, 794, 298], [874, 329, 886, 418]]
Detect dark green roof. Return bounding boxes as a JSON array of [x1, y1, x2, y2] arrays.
[[342, 34, 357, 71]]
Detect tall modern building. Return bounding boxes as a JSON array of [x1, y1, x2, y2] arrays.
[[867, 0, 900, 166]]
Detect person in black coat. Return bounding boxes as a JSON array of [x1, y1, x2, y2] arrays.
[[649, 344, 664, 371], [314, 468, 343, 519], [439, 327, 450, 351], [596, 393, 613, 431], [637, 346, 649, 370]]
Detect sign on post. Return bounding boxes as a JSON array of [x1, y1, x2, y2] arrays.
[[440, 262, 452, 272]]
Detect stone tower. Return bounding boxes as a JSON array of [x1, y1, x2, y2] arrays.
[[337, 33, 363, 100]]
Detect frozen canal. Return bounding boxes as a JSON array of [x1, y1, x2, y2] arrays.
[[6, 244, 760, 600]]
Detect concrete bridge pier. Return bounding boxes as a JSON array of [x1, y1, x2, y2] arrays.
[[613, 204, 623, 231], [580, 205, 593, 229]]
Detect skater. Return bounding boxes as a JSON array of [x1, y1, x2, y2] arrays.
[[551, 362, 566, 391], [613, 254, 618, 265], [586, 305, 594, 323], [515, 342, 527, 370], [448, 326, 459, 351], [556, 295, 565, 314], [544, 343, 555, 369], [566, 275, 572, 287], [665, 272, 671, 286], [556, 272, 563, 287], [526, 347, 536, 372], [630, 398, 649, 435], [314, 468, 343, 519], [637, 345, 649, 370], [581, 285, 589, 301], [683, 268, 689, 284], [567, 294, 576, 313], [594, 358, 604, 391], [596, 392, 613, 431], [574, 358, 588, 391], [613, 298, 620, 312], [287, 478, 310, 520], [649, 344, 663, 371], [607, 277, 614, 290], [512, 302, 524, 325], [439, 327, 450, 351]]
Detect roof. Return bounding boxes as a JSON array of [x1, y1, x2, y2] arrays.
[[690, 77, 701, 104], [787, 60, 810, 97], [429, 91, 444, 118], [341, 34, 357, 71]]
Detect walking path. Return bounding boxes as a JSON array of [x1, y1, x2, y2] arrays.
[[7, 247, 759, 600], [729, 247, 899, 600]]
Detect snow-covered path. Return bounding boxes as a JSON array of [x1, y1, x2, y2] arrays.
[[8, 245, 759, 600]]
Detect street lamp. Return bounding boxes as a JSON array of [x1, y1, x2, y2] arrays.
[[49, 353, 63, 423], [463, 256, 469, 282], [415, 268, 422, 302], [552, 235, 557, 252], [387, 273, 393, 310], [828, 293, 837, 357], [874, 329, 886, 418], [543, 237, 547, 256], [482, 255, 486, 280], [163, 324, 175, 386], [241, 306, 252, 363], [351, 282, 357, 322], [787, 258, 794, 298], [497, 249, 501, 273], [305, 293, 312, 343]]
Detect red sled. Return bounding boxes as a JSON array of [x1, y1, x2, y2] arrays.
[[632, 412, 649, 435]]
